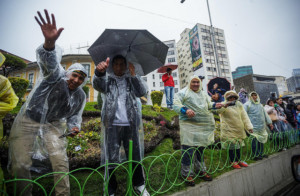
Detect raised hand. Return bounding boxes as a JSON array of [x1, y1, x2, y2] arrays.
[[128, 62, 136, 76], [35, 9, 64, 50], [96, 57, 110, 73]]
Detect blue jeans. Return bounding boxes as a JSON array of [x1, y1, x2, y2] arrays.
[[164, 86, 174, 108], [181, 145, 206, 177], [251, 137, 264, 157]]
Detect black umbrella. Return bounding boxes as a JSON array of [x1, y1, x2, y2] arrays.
[[207, 77, 231, 96], [88, 29, 169, 76]]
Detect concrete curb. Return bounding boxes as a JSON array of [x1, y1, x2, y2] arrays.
[[171, 145, 300, 196]]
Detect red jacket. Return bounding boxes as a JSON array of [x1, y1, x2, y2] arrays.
[[162, 73, 174, 87]]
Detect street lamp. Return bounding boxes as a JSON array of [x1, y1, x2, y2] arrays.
[[180, 0, 222, 77]]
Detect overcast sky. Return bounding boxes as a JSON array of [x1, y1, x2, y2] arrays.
[[1, 0, 299, 78]]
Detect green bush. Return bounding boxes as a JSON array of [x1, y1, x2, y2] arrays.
[[82, 86, 89, 98], [8, 77, 29, 103], [150, 91, 163, 106]]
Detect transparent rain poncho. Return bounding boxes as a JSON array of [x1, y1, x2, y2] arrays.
[[8, 44, 87, 195], [216, 91, 253, 148], [0, 75, 19, 139], [92, 57, 147, 168], [173, 75, 215, 147], [244, 92, 272, 143]]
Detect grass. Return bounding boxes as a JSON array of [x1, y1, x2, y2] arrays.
[[83, 102, 99, 112], [142, 105, 178, 122]]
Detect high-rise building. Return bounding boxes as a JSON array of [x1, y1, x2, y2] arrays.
[[176, 24, 233, 91], [142, 40, 180, 105], [232, 65, 253, 79], [287, 68, 300, 92]]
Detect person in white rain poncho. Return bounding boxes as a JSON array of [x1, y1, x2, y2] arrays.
[[8, 10, 87, 196], [93, 55, 149, 196], [244, 92, 273, 161], [173, 75, 223, 186], [216, 91, 253, 169]]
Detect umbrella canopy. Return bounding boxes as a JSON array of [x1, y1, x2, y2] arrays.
[[88, 29, 169, 76], [157, 64, 178, 73], [207, 77, 231, 96]]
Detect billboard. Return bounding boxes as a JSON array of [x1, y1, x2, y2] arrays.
[[189, 25, 203, 72]]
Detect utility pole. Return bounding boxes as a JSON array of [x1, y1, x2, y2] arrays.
[[181, 0, 222, 77]]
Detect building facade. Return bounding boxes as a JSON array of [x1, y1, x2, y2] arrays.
[[233, 74, 279, 104], [287, 68, 300, 93], [232, 65, 253, 79], [143, 40, 180, 105], [273, 76, 288, 96], [176, 24, 233, 91], [9, 53, 98, 102]]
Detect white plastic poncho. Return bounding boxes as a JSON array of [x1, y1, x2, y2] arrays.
[[216, 91, 253, 147], [8, 44, 87, 176], [92, 57, 147, 167], [173, 75, 215, 147], [244, 92, 272, 143]]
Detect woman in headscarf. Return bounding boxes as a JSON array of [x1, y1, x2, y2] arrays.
[[244, 92, 273, 160], [216, 91, 253, 169], [173, 75, 223, 185]]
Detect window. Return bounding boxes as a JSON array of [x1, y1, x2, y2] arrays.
[[201, 28, 210, 33], [215, 32, 223, 37], [159, 74, 162, 79], [82, 64, 91, 80], [168, 57, 175, 63], [207, 67, 211, 71], [206, 59, 215, 64], [222, 69, 229, 73], [166, 43, 174, 48], [142, 77, 147, 82], [153, 82, 155, 87], [152, 74, 155, 79], [28, 73, 34, 89], [174, 80, 178, 85], [217, 46, 226, 51], [168, 50, 175, 55], [160, 82, 163, 87], [202, 36, 211, 41], [218, 53, 227, 58], [216, 39, 224, 44], [172, 72, 177, 77], [175, 88, 178, 93], [204, 43, 212, 48]]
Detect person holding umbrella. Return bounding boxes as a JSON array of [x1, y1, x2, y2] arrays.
[[162, 67, 175, 109], [93, 55, 149, 196]]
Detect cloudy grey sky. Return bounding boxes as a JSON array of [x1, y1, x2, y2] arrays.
[[0, 0, 299, 78]]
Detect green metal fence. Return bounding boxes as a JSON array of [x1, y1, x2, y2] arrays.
[[1, 130, 299, 196]]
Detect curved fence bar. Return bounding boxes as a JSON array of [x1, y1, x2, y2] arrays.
[[1, 129, 299, 195]]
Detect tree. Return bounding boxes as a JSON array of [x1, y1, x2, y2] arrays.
[[1, 54, 27, 77]]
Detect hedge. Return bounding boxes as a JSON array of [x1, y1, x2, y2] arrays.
[[150, 91, 163, 106], [8, 77, 29, 103]]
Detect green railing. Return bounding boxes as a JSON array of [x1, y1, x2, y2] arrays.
[[1, 129, 299, 196]]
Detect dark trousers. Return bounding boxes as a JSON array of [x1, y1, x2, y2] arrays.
[[105, 126, 144, 195], [229, 149, 241, 162], [251, 138, 264, 157]]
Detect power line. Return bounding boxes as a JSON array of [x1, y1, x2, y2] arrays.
[[98, 0, 194, 25], [100, 0, 290, 76]]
